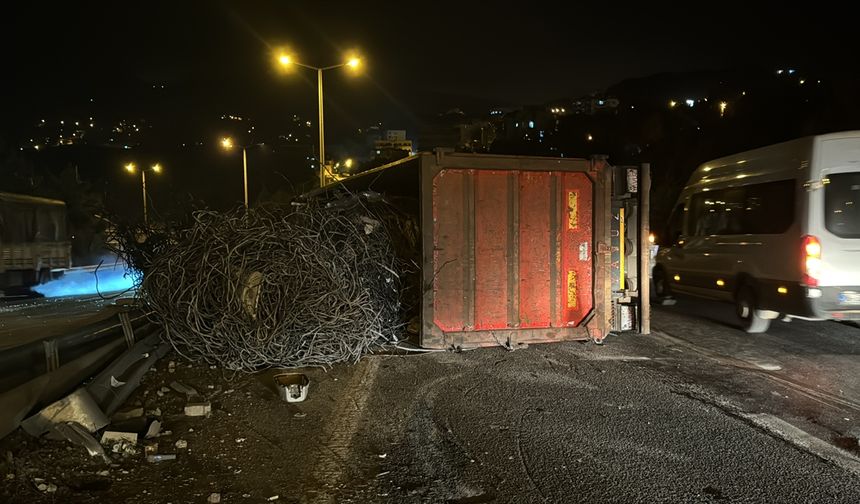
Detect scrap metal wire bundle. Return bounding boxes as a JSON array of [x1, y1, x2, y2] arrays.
[[140, 194, 418, 370]]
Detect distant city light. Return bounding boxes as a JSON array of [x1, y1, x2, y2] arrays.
[[685, 99, 695, 107], [344, 158, 354, 169], [587, 134, 593, 141], [719, 101, 728, 117], [799, 79, 805, 85], [528, 120, 535, 129], [777, 69, 784, 74], [669, 100, 677, 108], [788, 69, 795, 74]]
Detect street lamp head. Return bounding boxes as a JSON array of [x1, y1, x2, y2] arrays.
[[221, 137, 234, 150], [124, 163, 136, 174], [346, 57, 361, 69], [151, 163, 162, 174], [278, 54, 292, 67], [344, 158, 354, 169]]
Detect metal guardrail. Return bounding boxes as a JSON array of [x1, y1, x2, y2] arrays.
[[0, 306, 159, 439]]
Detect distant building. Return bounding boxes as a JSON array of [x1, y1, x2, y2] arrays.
[[373, 130, 413, 156]]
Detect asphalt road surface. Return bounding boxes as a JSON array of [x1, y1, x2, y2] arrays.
[[2, 296, 858, 503]]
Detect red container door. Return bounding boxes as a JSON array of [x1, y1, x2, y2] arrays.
[[431, 168, 593, 341]]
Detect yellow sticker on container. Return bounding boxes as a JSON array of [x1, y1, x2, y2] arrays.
[[567, 270, 577, 308], [568, 191, 578, 229]]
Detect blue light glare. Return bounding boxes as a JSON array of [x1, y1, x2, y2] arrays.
[[33, 263, 139, 298]]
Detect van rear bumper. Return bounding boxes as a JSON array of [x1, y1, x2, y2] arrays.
[[808, 286, 860, 321], [758, 282, 860, 320]]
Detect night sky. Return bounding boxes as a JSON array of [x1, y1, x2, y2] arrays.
[[5, 1, 855, 134]]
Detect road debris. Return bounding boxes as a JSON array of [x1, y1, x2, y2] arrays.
[[53, 421, 112, 464], [170, 381, 200, 397], [267, 495, 279, 501], [113, 407, 144, 421], [175, 439, 187, 449], [274, 373, 310, 402], [144, 419, 162, 439], [145, 454, 176, 463], [101, 431, 138, 444], [21, 388, 109, 437], [208, 493, 222, 503], [184, 402, 212, 417], [135, 197, 418, 371]]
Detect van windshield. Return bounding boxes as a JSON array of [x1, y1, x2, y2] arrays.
[[825, 172, 860, 239]]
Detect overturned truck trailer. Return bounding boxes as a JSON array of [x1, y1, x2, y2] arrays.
[[318, 150, 650, 348]]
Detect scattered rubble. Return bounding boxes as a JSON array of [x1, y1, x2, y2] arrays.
[[174, 439, 187, 449], [208, 493, 222, 503]]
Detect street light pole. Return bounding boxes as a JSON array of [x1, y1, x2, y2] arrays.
[[125, 162, 161, 225], [277, 54, 361, 187], [317, 68, 326, 187], [243, 147, 249, 209], [141, 169, 148, 225]]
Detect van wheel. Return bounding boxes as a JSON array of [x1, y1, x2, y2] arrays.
[[652, 268, 675, 305], [736, 285, 771, 333]]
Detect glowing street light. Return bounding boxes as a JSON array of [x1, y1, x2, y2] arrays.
[[124, 162, 162, 225], [719, 101, 728, 117], [344, 158, 354, 170], [276, 50, 363, 186]]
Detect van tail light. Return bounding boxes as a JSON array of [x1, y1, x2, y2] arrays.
[[802, 235, 822, 287]]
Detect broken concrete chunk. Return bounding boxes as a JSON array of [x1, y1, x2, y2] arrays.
[[101, 431, 138, 445], [184, 402, 211, 417], [169, 381, 200, 397], [175, 439, 187, 449], [144, 420, 162, 439], [113, 407, 144, 422], [208, 492, 221, 503]]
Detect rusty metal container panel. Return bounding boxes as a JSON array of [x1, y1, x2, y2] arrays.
[[421, 153, 605, 349], [518, 172, 552, 328]]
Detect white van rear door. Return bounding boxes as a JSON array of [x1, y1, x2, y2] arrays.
[[813, 136, 860, 287]]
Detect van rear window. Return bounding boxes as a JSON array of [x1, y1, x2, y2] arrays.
[[825, 172, 860, 239]]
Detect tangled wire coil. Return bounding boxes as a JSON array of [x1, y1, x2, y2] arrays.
[[139, 195, 418, 371]]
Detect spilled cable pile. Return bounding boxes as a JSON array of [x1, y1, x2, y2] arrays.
[[140, 194, 419, 370]]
